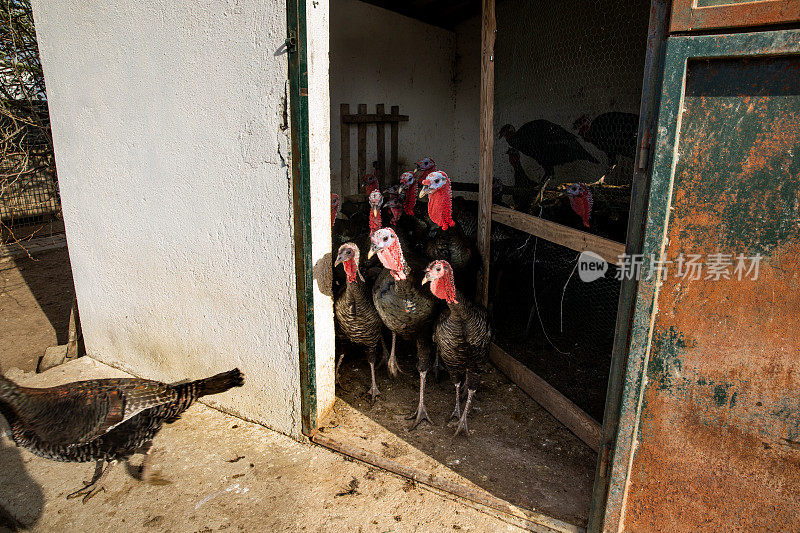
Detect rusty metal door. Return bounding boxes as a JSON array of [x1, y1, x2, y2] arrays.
[[670, 0, 800, 32], [602, 29, 800, 532]]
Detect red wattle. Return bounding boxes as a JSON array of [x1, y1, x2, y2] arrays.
[[569, 193, 592, 228], [402, 181, 417, 216], [369, 210, 382, 234], [389, 207, 402, 226], [430, 272, 458, 304], [427, 180, 455, 231], [343, 259, 359, 283], [377, 242, 406, 280]]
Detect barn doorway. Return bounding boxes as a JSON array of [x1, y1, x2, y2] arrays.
[[317, 0, 665, 529]]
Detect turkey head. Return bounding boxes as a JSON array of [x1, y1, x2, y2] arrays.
[[565, 182, 593, 228], [335, 242, 363, 283], [419, 170, 455, 231], [422, 260, 458, 304], [368, 190, 383, 234], [368, 227, 406, 280]]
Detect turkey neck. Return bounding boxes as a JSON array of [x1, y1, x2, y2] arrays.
[[391, 264, 420, 299], [444, 290, 469, 318]]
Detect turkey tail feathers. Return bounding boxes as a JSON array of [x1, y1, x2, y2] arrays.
[[193, 369, 244, 397]]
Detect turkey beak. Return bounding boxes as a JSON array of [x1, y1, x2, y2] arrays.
[[367, 245, 376, 259], [334, 253, 344, 268], [397, 185, 405, 194], [419, 185, 430, 198], [371, 206, 379, 217], [421, 271, 431, 285]]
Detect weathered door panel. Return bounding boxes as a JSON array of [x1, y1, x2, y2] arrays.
[[670, 0, 800, 33], [606, 30, 800, 532]]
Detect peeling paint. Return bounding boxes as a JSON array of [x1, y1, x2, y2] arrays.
[[617, 32, 800, 532]]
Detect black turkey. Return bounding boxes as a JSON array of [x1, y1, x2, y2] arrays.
[[0, 369, 243, 502]]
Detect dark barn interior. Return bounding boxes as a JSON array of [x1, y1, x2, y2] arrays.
[[326, 0, 652, 527]]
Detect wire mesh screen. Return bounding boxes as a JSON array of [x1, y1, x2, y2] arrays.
[[488, 0, 651, 419], [1, 1, 62, 244]]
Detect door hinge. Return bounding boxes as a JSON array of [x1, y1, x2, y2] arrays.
[[285, 31, 297, 53]]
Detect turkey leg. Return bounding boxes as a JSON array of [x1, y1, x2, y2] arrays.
[[449, 382, 462, 422], [386, 332, 401, 377], [406, 369, 432, 429], [67, 459, 117, 503], [366, 344, 381, 400]]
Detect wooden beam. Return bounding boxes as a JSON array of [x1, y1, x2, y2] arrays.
[[491, 205, 626, 265], [390, 105, 399, 181], [357, 104, 367, 185], [490, 344, 601, 452], [376, 104, 386, 188], [476, 0, 495, 308], [340, 103, 350, 195], [342, 113, 409, 124]]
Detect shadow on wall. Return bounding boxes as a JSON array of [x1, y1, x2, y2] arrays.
[[0, 436, 45, 530]]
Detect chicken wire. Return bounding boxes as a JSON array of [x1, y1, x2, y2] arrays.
[[486, 0, 651, 417], [492, 0, 650, 190], [489, 236, 621, 419]]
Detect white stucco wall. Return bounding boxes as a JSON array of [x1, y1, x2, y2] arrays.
[[329, 0, 457, 193], [32, 0, 305, 437]]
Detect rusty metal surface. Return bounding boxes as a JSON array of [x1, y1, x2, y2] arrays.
[[670, 0, 800, 33], [622, 44, 800, 531]]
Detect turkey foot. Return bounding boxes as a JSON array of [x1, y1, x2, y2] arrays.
[[67, 459, 117, 503], [406, 370, 433, 429], [454, 389, 476, 437], [365, 361, 381, 401]]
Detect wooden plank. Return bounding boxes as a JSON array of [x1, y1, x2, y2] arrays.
[[476, 0, 496, 308], [357, 104, 367, 185], [376, 104, 386, 188], [311, 432, 584, 533], [390, 105, 399, 181], [340, 103, 350, 195], [342, 113, 409, 124], [490, 344, 601, 452], [491, 205, 626, 265], [670, 0, 800, 32]]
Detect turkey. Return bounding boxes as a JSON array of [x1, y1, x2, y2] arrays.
[[420, 170, 480, 299], [565, 182, 593, 228], [573, 112, 639, 172], [507, 148, 538, 211], [498, 120, 599, 179], [368, 190, 383, 234], [0, 369, 244, 502], [423, 260, 491, 436], [334, 242, 390, 398], [369, 227, 438, 428]]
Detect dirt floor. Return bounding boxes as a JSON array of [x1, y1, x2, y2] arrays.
[[0, 359, 537, 533], [0, 246, 75, 373], [331, 351, 597, 528]]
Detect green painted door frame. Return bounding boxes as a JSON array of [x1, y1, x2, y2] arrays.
[[285, 0, 317, 436], [599, 28, 800, 531]]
